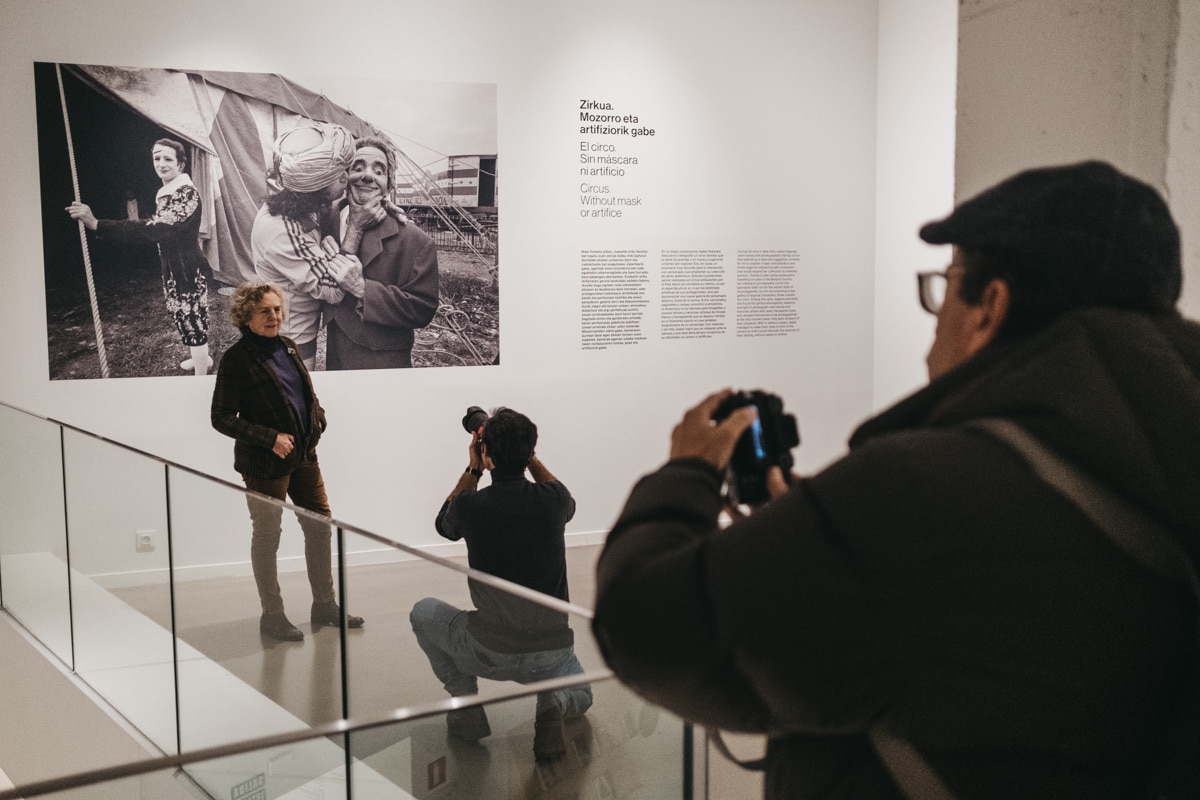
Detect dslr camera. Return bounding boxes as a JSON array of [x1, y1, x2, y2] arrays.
[[712, 389, 800, 505]]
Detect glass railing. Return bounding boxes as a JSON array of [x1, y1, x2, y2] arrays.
[[0, 400, 696, 799], [0, 676, 689, 800]]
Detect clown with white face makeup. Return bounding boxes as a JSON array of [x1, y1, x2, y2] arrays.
[[324, 136, 440, 370], [348, 144, 388, 207], [67, 137, 213, 375]]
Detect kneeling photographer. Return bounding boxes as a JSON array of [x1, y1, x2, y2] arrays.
[[410, 406, 592, 761]]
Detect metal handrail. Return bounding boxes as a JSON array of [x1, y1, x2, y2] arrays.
[[0, 398, 594, 619], [0, 669, 615, 800]]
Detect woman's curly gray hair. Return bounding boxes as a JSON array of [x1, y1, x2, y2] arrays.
[[228, 281, 285, 329]]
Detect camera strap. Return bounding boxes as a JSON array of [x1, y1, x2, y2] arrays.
[[965, 418, 1200, 799], [967, 418, 1198, 603], [864, 418, 1199, 800], [969, 419, 1195, 594], [707, 728, 768, 771]]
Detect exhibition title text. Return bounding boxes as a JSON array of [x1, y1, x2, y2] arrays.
[[579, 99, 656, 137], [576, 99, 654, 219]]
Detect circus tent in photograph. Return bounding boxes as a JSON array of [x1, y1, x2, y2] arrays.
[[38, 63, 397, 288]]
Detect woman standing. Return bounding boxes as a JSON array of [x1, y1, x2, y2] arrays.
[[67, 138, 212, 375], [211, 281, 363, 642]]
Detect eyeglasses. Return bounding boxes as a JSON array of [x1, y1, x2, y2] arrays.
[[916, 268, 961, 315], [916, 270, 947, 315]]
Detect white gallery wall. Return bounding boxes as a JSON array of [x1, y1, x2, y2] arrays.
[[0, 0, 956, 564], [953, 0, 1197, 319]]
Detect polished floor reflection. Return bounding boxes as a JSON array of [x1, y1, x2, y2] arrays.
[[92, 543, 688, 799]]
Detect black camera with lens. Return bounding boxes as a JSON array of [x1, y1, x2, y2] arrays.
[[462, 406, 490, 434], [712, 389, 800, 505]]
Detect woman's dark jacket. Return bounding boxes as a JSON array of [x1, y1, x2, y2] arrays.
[[211, 333, 326, 480], [593, 308, 1200, 799]]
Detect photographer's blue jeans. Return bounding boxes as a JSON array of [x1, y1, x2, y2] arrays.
[[410, 597, 593, 717]]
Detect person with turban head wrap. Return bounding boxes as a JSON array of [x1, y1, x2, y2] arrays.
[[273, 124, 356, 194], [250, 123, 364, 368]]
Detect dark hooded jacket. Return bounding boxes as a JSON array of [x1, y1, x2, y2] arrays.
[[593, 307, 1200, 799]]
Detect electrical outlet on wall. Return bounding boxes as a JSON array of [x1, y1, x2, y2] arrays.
[[135, 529, 157, 553]]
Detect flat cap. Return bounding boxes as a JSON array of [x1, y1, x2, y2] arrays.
[[920, 161, 1181, 314]]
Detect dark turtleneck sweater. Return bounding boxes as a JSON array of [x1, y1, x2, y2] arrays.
[[246, 330, 310, 439]]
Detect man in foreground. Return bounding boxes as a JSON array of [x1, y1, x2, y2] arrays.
[[411, 408, 591, 760], [593, 161, 1199, 798]]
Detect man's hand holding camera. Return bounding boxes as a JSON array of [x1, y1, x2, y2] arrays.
[[671, 389, 758, 468], [468, 430, 487, 473], [447, 430, 486, 502], [672, 389, 797, 505]]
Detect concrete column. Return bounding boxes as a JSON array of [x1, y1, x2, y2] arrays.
[[954, 0, 1178, 199]]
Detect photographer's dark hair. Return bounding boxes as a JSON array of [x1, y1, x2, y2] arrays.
[[481, 408, 537, 472]]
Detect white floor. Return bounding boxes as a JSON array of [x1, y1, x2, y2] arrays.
[[1, 552, 417, 799], [0, 545, 715, 799]]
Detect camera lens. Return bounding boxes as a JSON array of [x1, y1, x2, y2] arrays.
[[462, 406, 489, 433]]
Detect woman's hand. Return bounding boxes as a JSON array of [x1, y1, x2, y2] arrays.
[[272, 433, 295, 459], [65, 201, 98, 231], [669, 389, 757, 470]]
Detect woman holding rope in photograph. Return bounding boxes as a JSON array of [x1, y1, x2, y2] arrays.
[[67, 137, 212, 375]]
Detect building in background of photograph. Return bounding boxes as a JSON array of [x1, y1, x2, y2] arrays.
[[396, 153, 498, 278], [406, 154, 497, 211]]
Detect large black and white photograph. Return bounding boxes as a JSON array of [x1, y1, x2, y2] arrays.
[[36, 63, 499, 379]]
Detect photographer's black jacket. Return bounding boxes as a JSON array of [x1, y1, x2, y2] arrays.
[[594, 307, 1200, 800]]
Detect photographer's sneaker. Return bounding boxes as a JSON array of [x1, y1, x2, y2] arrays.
[[447, 706, 491, 741], [533, 693, 566, 760]]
